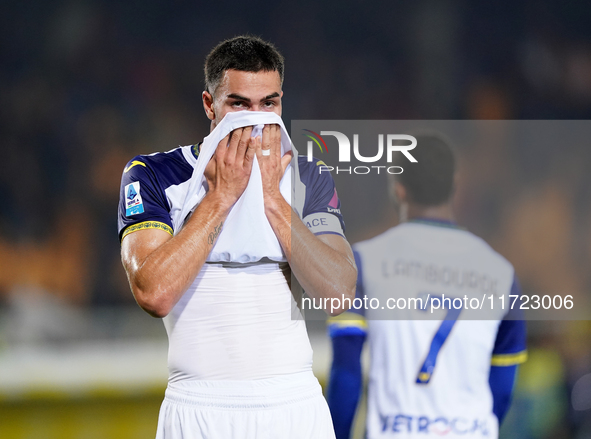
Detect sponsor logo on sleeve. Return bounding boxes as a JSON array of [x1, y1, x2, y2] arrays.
[[125, 182, 144, 216], [327, 188, 341, 214]]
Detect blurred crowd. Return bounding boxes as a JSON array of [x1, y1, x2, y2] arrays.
[[1, 0, 591, 437]]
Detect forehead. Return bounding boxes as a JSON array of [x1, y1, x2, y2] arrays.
[[215, 69, 282, 98]]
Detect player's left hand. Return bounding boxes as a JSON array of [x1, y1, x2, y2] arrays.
[[255, 124, 292, 211]]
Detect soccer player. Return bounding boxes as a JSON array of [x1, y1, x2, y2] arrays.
[[118, 36, 356, 438], [327, 135, 527, 439]]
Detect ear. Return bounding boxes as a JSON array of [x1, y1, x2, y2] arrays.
[[393, 181, 408, 204], [452, 172, 459, 197], [390, 181, 409, 223], [276, 90, 284, 117], [202, 91, 215, 121]]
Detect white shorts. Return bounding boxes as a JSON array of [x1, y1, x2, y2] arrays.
[[155, 371, 336, 439]]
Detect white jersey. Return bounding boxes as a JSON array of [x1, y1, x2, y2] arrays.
[[164, 261, 312, 381], [118, 146, 346, 381], [329, 220, 526, 439]]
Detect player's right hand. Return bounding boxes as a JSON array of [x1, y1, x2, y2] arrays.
[[204, 126, 255, 209]]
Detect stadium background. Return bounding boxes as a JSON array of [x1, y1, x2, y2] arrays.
[[1, 0, 591, 437]]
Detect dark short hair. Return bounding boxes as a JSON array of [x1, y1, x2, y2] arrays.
[[204, 35, 284, 95], [390, 134, 456, 206]]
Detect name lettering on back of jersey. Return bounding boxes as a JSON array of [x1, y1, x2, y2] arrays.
[[125, 182, 144, 216], [381, 258, 499, 295]]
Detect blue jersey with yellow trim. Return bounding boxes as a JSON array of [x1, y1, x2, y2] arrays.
[[117, 144, 345, 242], [328, 220, 526, 439]]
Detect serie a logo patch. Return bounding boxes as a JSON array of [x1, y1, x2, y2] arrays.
[[125, 182, 144, 216]]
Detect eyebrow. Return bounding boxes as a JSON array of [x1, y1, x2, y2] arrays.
[[227, 92, 280, 102]]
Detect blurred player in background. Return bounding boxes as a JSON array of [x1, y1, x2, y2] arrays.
[[118, 36, 356, 438], [327, 135, 527, 439]]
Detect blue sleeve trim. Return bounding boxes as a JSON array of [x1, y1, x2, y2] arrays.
[[493, 277, 527, 356], [298, 157, 346, 233], [505, 275, 526, 320]]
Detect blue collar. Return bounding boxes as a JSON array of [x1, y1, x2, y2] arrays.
[[408, 218, 463, 230]]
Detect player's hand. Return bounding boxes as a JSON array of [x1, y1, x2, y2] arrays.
[[204, 126, 255, 209], [255, 124, 292, 212]]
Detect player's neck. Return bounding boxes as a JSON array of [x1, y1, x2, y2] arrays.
[[401, 203, 454, 224]]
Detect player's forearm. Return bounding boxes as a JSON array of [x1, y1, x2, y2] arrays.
[[127, 193, 231, 317], [265, 197, 357, 316], [291, 219, 357, 315]]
